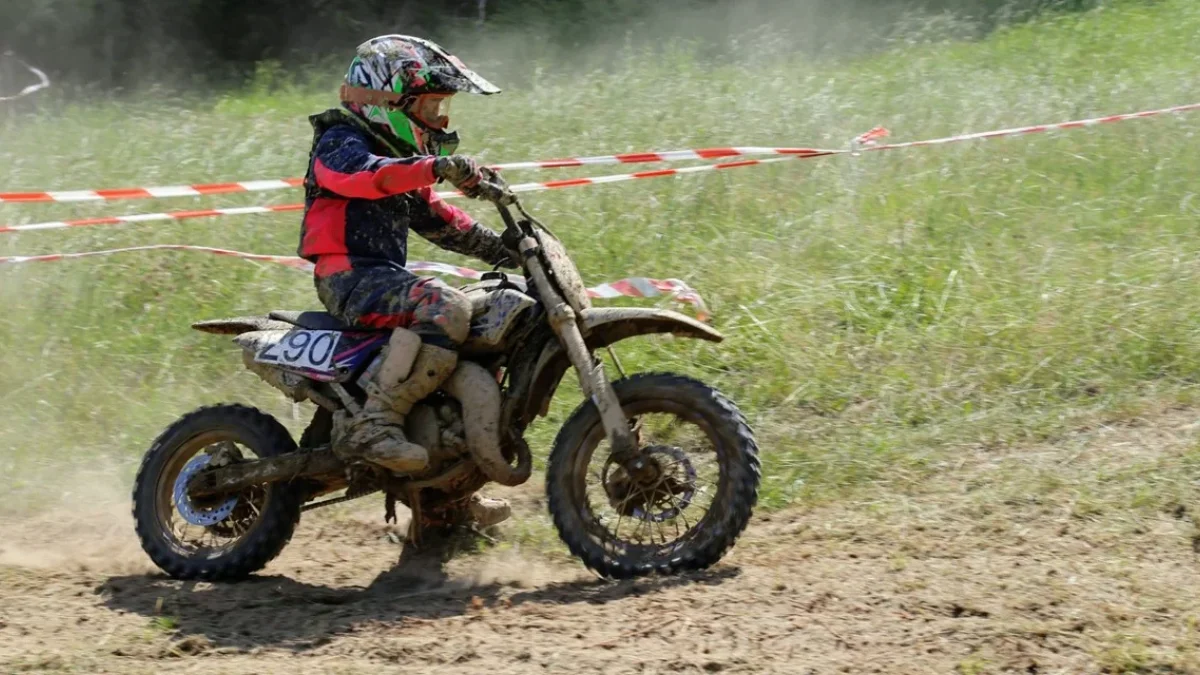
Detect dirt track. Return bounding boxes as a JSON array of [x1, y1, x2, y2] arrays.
[[3, 410, 1200, 674]]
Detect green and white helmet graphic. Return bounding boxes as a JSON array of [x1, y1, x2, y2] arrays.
[[342, 35, 500, 155]]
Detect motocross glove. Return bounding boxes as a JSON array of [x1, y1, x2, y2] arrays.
[[432, 155, 483, 195]]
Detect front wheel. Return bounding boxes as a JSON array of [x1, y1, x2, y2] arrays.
[[546, 373, 761, 579], [132, 404, 304, 580]]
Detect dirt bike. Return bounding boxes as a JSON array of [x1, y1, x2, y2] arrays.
[[132, 170, 761, 581]]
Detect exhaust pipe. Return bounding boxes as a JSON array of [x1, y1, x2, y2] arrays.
[[443, 361, 532, 486]]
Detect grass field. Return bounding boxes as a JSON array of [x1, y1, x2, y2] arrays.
[[3, 0, 1200, 525]]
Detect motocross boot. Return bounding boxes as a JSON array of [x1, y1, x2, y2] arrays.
[[335, 330, 455, 473], [385, 342, 460, 420]]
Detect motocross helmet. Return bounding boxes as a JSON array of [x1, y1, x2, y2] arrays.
[[340, 35, 501, 156]]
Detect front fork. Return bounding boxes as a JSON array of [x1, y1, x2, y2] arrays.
[[517, 237, 655, 480]]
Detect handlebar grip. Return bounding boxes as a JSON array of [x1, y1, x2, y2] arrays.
[[477, 179, 516, 205]]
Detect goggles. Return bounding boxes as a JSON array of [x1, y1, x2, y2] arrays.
[[409, 94, 452, 130]]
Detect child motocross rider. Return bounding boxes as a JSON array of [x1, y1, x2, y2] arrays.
[[298, 35, 513, 527]]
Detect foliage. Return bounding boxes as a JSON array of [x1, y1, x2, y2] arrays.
[[0, 0, 1107, 90]]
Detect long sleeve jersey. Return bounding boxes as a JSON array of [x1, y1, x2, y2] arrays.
[[297, 109, 510, 278]]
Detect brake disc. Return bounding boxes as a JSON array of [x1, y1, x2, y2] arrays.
[[172, 454, 239, 526]]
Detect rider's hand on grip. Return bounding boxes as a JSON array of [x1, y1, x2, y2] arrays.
[[432, 155, 484, 195], [474, 167, 516, 205]]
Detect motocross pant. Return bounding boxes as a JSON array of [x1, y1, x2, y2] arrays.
[[314, 262, 472, 347]]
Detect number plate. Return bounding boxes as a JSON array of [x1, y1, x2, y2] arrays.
[[254, 330, 342, 373]]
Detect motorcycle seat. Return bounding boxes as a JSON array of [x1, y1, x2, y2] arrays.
[[267, 310, 387, 332]]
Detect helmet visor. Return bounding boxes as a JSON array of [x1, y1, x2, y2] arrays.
[[409, 94, 453, 130]]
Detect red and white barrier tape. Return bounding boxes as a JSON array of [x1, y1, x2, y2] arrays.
[[861, 101, 1200, 152], [0, 204, 305, 234], [0, 180, 305, 204], [0, 245, 710, 319], [0, 156, 807, 234], [4, 100, 1198, 234], [6, 98, 1199, 205], [492, 146, 835, 170], [0, 244, 310, 269], [0, 148, 836, 204]]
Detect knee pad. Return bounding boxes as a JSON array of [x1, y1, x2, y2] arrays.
[[377, 328, 423, 383], [409, 280, 472, 344]]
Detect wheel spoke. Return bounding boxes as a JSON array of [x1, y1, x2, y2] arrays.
[[574, 401, 737, 568], [666, 493, 684, 538], [613, 507, 627, 541], [631, 513, 647, 545], [637, 486, 656, 544], [653, 515, 669, 548]]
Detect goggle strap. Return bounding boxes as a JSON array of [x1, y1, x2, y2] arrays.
[[338, 89, 459, 157], [339, 84, 407, 109]]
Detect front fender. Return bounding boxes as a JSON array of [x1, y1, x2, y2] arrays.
[[512, 308, 722, 426], [579, 307, 723, 346]]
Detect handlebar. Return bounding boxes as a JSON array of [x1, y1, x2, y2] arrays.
[[474, 167, 517, 207], [472, 167, 548, 264]]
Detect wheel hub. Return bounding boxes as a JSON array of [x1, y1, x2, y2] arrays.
[[173, 454, 239, 526], [604, 445, 697, 523]]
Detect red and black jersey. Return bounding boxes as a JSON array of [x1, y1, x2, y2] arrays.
[[297, 109, 510, 278]]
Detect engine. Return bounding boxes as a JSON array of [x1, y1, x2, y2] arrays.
[[404, 397, 471, 475]]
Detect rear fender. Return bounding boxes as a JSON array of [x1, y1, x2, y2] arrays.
[[192, 316, 296, 335], [511, 308, 722, 426]]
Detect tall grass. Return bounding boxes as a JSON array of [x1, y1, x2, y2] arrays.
[[2, 0, 1199, 516]]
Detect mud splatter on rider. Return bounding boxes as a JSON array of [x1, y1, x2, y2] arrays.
[[297, 35, 514, 529]]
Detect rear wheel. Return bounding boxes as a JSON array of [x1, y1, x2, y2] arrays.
[[546, 373, 761, 579], [132, 404, 304, 580]]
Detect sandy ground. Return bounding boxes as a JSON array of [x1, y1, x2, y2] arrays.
[[3, 409, 1200, 674]]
